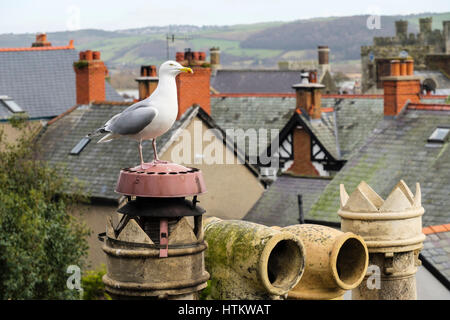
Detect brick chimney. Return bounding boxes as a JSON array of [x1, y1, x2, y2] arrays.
[[292, 71, 325, 120], [288, 124, 320, 176], [176, 65, 211, 119], [381, 59, 421, 117], [135, 65, 158, 100], [174, 50, 211, 119], [32, 33, 51, 47], [73, 50, 108, 105]]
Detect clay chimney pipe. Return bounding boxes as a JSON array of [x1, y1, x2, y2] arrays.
[[176, 52, 184, 62], [406, 59, 414, 76], [93, 51, 101, 60], [400, 60, 407, 76], [390, 60, 400, 76], [84, 50, 93, 61]]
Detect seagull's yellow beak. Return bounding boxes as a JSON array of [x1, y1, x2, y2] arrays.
[[179, 67, 193, 74]]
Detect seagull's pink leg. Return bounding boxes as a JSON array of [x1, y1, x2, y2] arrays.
[[152, 138, 168, 165], [139, 140, 145, 169]]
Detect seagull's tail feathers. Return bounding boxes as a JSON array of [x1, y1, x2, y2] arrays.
[[97, 133, 119, 144]]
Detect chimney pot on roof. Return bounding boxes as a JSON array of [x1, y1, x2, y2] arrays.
[[390, 60, 400, 76], [176, 52, 185, 62], [93, 51, 101, 60], [318, 46, 329, 65], [32, 33, 52, 47], [400, 60, 407, 76], [136, 65, 159, 100], [382, 59, 420, 117], [84, 50, 93, 61]]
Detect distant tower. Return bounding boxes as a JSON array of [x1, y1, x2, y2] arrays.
[[443, 21, 450, 54], [395, 20, 408, 40], [419, 17, 432, 34]]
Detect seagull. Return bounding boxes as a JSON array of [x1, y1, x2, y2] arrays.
[[88, 61, 193, 168]]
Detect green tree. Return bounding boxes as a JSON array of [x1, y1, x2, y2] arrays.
[[0, 118, 90, 299]]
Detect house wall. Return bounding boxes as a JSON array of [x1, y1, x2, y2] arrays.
[[0, 120, 42, 149], [70, 202, 117, 269], [161, 116, 265, 220]]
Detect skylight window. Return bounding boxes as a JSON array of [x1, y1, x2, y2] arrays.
[[427, 127, 450, 143], [0, 96, 23, 113], [70, 137, 91, 155]]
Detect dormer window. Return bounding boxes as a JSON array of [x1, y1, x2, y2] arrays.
[[427, 127, 450, 144]]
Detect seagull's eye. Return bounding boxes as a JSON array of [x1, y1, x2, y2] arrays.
[[169, 63, 174, 66]]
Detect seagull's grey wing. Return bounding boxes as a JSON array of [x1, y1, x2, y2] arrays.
[[120, 99, 152, 114], [108, 107, 158, 135]]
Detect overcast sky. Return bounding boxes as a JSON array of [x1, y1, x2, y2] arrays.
[[1, 0, 449, 34]]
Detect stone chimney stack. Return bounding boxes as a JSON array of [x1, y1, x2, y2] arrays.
[[73, 50, 108, 105], [135, 65, 158, 100], [381, 59, 420, 117], [32, 33, 51, 47], [318, 46, 330, 77], [210, 47, 221, 74]]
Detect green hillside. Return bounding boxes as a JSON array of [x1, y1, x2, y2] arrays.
[[0, 12, 448, 70]]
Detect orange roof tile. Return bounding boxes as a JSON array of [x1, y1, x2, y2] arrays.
[[0, 40, 74, 52]]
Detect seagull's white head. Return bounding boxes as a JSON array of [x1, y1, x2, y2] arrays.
[[159, 60, 193, 77]]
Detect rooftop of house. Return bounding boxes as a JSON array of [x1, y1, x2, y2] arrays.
[[0, 44, 122, 120], [211, 94, 449, 166], [211, 70, 303, 94], [421, 224, 450, 290], [244, 174, 331, 227], [306, 104, 450, 227]]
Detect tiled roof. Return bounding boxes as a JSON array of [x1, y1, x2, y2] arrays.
[[0, 48, 122, 119], [211, 70, 302, 94], [244, 174, 331, 227], [37, 103, 198, 201], [322, 97, 385, 159], [415, 70, 450, 92], [421, 224, 450, 290], [308, 108, 450, 226], [210, 95, 296, 160], [210, 95, 385, 162]]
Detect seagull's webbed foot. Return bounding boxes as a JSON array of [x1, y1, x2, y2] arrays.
[[150, 138, 168, 165]]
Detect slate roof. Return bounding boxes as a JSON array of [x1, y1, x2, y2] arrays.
[[420, 225, 450, 290], [210, 96, 385, 162], [307, 107, 450, 226], [38, 103, 198, 201], [415, 70, 450, 92], [211, 70, 302, 93], [321, 97, 384, 159], [0, 48, 122, 120], [243, 174, 331, 227], [210, 96, 296, 161]]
